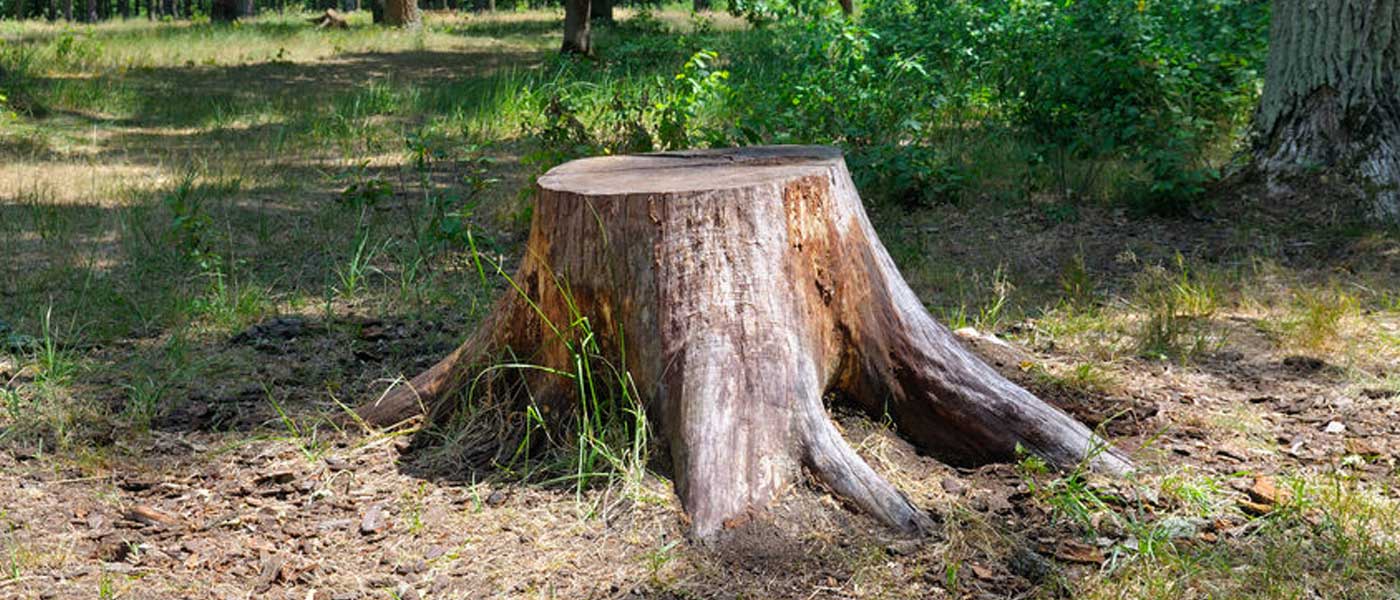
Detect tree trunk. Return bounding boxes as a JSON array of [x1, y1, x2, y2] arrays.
[[63, 0, 71, 20], [1252, 0, 1400, 220], [383, 0, 419, 27], [693, 0, 707, 12], [838, 0, 852, 15], [589, 0, 610, 23], [210, 0, 237, 20], [561, 0, 590, 55], [357, 146, 1130, 540]]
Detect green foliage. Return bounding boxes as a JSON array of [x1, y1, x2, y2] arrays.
[[862, 0, 1266, 209], [1133, 255, 1222, 360], [335, 161, 394, 210], [654, 49, 730, 149], [0, 41, 45, 118], [728, 0, 842, 27]]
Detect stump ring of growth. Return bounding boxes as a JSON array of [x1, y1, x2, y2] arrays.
[[359, 145, 1130, 539]]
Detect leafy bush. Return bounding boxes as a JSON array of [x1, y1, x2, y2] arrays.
[[511, 0, 1265, 212], [863, 0, 1268, 209]]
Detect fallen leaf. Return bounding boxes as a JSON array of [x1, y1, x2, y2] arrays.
[[1345, 438, 1384, 458], [1247, 476, 1290, 506], [1238, 499, 1273, 516], [1054, 540, 1104, 565]]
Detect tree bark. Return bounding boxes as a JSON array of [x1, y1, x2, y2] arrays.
[[561, 0, 590, 55], [1252, 0, 1400, 220], [357, 146, 1131, 540], [589, 0, 611, 23], [383, 0, 419, 27], [838, 0, 852, 15], [210, 0, 237, 21]]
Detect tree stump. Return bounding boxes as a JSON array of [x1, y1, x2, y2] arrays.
[[360, 146, 1130, 539]]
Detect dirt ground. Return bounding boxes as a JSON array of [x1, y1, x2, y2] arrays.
[[3, 199, 1397, 599]]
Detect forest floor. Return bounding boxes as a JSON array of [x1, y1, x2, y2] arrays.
[[2, 9, 1399, 600]]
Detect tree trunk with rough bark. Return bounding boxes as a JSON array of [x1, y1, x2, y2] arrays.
[[357, 146, 1130, 540], [590, 0, 611, 23], [383, 0, 419, 27], [1252, 0, 1399, 220], [210, 0, 237, 21], [561, 0, 590, 55]]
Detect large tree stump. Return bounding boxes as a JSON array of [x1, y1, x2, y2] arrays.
[[360, 146, 1130, 539]]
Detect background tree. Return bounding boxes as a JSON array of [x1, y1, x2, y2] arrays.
[[590, 0, 611, 24], [211, 0, 240, 21], [561, 0, 590, 54], [383, 0, 419, 27], [1252, 0, 1399, 220]]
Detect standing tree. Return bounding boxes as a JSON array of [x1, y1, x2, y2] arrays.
[[590, 0, 611, 24], [1252, 0, 1399, 220], [384, 0, 420, 27], [561, 0, 590, 54], [357, 146, 1130, 540], [211, 0, 241, 21]]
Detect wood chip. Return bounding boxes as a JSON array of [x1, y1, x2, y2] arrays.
[[359, 504, 387, 535], [123, 505, 183, 529]]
